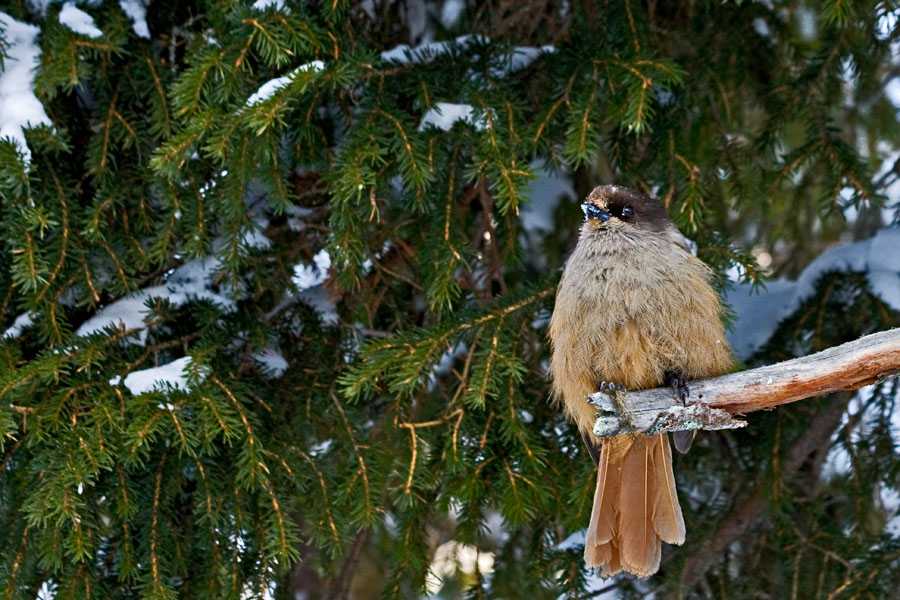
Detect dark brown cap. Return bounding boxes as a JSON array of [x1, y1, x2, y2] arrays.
[[584, 185, 673, 233]]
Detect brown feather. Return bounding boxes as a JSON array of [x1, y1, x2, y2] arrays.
[[600, 540, 622, 578], [584, 442, 620, 571], [618, 436, 661, 577], [585, 442, 614, 546], [651, 435, 686, 544], [672, 429, 696, 454]]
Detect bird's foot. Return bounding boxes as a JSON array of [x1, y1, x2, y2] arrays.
[[588, 382, 633, 437], [587, 381, 626, 405], [598, 381, 630, 418], [665, 371, 697, 454], [665, 371, 691, 406], [598, 381, 626, 395]]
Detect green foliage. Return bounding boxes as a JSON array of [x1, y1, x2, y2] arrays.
[[0, 1, 899, 599]]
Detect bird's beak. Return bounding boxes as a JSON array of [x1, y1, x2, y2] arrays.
[[581, 202, 611, 223]]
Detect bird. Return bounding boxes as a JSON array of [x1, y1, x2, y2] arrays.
[[548, 185, 734, 577]]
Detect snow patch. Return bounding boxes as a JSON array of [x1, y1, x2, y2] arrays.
[[246, 61, 324, 105], [483, 510, 509, 543], [427, 342, 468, 390], [3, 312, 35, 339], [822, 396, 872, 479], [299, 285, 338, 325], [887, 78, 900, 111], [76, 258, 233, 344], [309, 439, 332, 457], [242, 229, 271, 249], [726, 228, 900, 359], [36, 580, 55, 600], [285, 204, 314, 232], [381, 34, 551, 76], [877, 8, 900, 40], [439, 0, 465, 29], [292, 249, 331, 290], [492, 45, 555, 77], [241, 219, 271, 250], [381, 34, 485, 64], [418, 102, 484, 131], [725, 279, 797, 360], [884, 488, 900, 536], [0, 12, 52, 168], [118, 0, 149, 38], [247, 75, 293, 106], [520, 165, 575, 235], [120, 356, 204, 395], [290, 248, 338, 324], [252, 0, 284, 10], [752, 17, 770, 38], [59, 3, 102, 38], [252, 347, 288, 377], [556, 530, 585, 551]]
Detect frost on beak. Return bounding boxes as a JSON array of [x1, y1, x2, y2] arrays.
[[581, 202, 611, 222]]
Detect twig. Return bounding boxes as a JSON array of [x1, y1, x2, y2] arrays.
[[588, 328, 900, 438], [587, 579, 624, 597], [326, 529, 369, 600]]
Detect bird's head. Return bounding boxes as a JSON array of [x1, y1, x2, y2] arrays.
[[580, 185, 672, 237]]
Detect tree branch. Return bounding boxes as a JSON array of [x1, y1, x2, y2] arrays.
[[588, 328, 900, 438], [326, 529, 369, 600]]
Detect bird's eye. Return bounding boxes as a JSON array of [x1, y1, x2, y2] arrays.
[[621, 205, 635, 218]]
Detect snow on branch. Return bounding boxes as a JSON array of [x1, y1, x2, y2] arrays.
[[589, 328, 900, 438], [0, 11, 52, 168]]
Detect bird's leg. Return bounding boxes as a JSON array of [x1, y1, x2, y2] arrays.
[[596, 381, 629, 415], [588, 381, 635, 437], [665, 371, 690, 406], [582, 383, 628, 464], [665, 371, 697, 454]]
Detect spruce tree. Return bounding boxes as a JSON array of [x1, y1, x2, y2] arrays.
[[0, 1, 899, 598]]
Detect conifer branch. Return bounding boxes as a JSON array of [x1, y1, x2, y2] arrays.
[[3, 524, 30, 599], [3, 2, 898, 597], [589, 328, 900, 438], [329, 390, 373, 521], [678, 392, 852, 587], [34, 163, 69, 305], [150, 450, 169, 598], [291, 446, 341, 546]]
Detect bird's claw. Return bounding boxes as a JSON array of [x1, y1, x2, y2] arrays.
[[665, 371, 698, 453], [604, 381, 626, 393], [588, 381, 626, 402], [592, 381, 630, 424], [665, 371, 691, 406]]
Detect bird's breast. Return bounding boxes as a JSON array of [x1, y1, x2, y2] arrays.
[[556, 242, 704, 389]]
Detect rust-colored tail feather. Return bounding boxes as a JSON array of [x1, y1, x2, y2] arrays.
[[652, 435, 686, 544], [584, 440, 619, 571], [583, 434, 685, 578]]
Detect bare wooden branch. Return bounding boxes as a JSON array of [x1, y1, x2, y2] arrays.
[[588, 328, 900, 438]]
